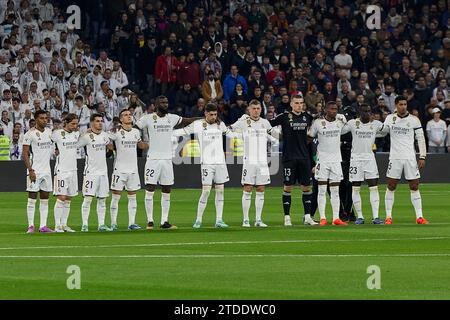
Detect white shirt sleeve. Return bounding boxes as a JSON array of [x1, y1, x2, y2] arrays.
[[135, 115, 147, 130], [308, 120, 319, 138]]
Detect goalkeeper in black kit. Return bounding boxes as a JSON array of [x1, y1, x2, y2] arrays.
[[269, 95, 318, 226]]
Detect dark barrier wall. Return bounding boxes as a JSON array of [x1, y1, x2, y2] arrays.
[[1, 154, 449, 192]]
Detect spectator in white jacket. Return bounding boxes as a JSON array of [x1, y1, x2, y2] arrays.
[[426, 108, 447, 153]]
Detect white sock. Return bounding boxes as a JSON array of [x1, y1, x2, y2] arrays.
[[410, 190, 423, 219], [81, 197, 92, 226], [255, 192, 264, 221], [369, 186, 380, 219], [39, 199, 49, 228], [318, 185, 327, 220], [110, 193, 121, 225], [352, 186, 363, 219], [27, 198, 36, 227], [215, 185, 224, 223], [242, 191, 252, 222], [97, 198, 106, 227], [161, 192, 170, 224], [62, 201, 71, 227], [385, 189, 395, 219], [54, 199, 64, 228], [330, 186, 340, 221], [145, 191, 154, 223], [128, 194, 137, 226], [197, 186, 211, 222]]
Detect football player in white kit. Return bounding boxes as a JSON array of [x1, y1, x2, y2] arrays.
[[77, 113, 114, 232], [341, 104, 384, 225], [230, 100, 273, 228], [109, 109, 148, 231], [380, 96, 429, 225], [136, 95, 199, 230], [308, 101, 348, 226], [52, 113, 80, 232], [22, 110, 54, 233], [173, 103, 230, 228]]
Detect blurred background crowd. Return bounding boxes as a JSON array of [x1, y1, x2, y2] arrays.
[[1, 0, 450, 160]]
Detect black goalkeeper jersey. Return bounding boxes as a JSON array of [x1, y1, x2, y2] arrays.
[[269, 111, 313, 161]]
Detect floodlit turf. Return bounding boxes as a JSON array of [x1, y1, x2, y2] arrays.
[[0, 184, 449, 300]]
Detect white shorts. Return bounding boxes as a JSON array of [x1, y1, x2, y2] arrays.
[[144, 159, 174, 186], [53, 171, 78, 197], [386, 159, 420, 180], [315, 162, 343, 183], [241, 163, 271, 186], [83, 174, 109, 198], [349, 159, 379, 182], [201, 164, 229, 185], [111, 171, 141, 192], [26, 172, 53, 193]]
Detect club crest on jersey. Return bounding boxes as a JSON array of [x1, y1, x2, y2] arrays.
[[61, 131, 66, 139], [121, 130, 125, 138], [321, 120, 326, 129], [288, 113, 293, 122], [392, 116, 397, 124], [247, 119, 252, 127], [153, 114, 158, 123], [89, 133, 95, 142], [36, 132, 40, 140], [356, 120, 361, 129]]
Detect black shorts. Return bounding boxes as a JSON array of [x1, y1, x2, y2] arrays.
[[283, 159, 312, 186]]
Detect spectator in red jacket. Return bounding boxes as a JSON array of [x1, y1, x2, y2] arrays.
[[155, 46, 180, 95], [266, 62, 286, 93], [177, 52, 201, 89]]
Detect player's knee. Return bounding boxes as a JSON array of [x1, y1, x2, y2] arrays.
[[301, 185, 312, 194], [161, 186, 171, 193], [283, 185, 293, 193], [243, 185, 253, 193], [256, 186, 265, 193], [215, 184, 224, 193], [387, 183, 397, 191], [146, 184, 156, 192], [409, 183, 419, 191]]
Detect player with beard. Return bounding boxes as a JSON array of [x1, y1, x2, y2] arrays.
[[136, 96, 200, 230]]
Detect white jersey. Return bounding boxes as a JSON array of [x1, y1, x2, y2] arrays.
[[109, 127, 141, 174], [309, 116, 347, 163], [136, 113, 182, 160], [230, 115, 272, 165], [174, 120, 227, 165], [343, 119, 383, 161], [78, 131, 111, 176], [22, 128, 53, 175], [52, 129, 80, 173], [381, 113, 426, 160]]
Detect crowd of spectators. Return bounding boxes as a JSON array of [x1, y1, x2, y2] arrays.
[[1, 0, 450, 161]]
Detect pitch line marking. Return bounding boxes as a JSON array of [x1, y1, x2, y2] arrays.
[[0, 253, 450, 259], [0, 236, 448, 251]]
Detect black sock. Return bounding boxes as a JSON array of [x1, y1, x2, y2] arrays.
[[302, 192, 313, 216], [283, 192, 291, 216]]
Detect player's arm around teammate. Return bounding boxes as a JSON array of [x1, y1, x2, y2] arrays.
[[308, 101, 348, 226], [52, 114, 80, 233], [269, 95, 317, 226], [230, 100, 272, 228], [109, 109, 148, 231], [22, 110, 54, 233], [382, 96, 428, 225]]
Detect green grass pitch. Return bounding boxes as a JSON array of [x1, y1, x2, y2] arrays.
[[0, 184, 449, 300]]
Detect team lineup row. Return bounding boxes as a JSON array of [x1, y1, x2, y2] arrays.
[[22, 95, 429, 233]]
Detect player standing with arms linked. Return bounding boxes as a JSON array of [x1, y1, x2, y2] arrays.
[[269, 95, 318, 226], [380, 96, 429, 224], [52, 113, 80, 232], [109, 109, 149, 231], [308, 101, 348, 226], [78, 114, 114, 232], [136, 95, 199, 230], [230, 100, 274, 227], [22, 110, 54, 233], [341, 104, 384, 225], [173, 103, 230, 228]]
